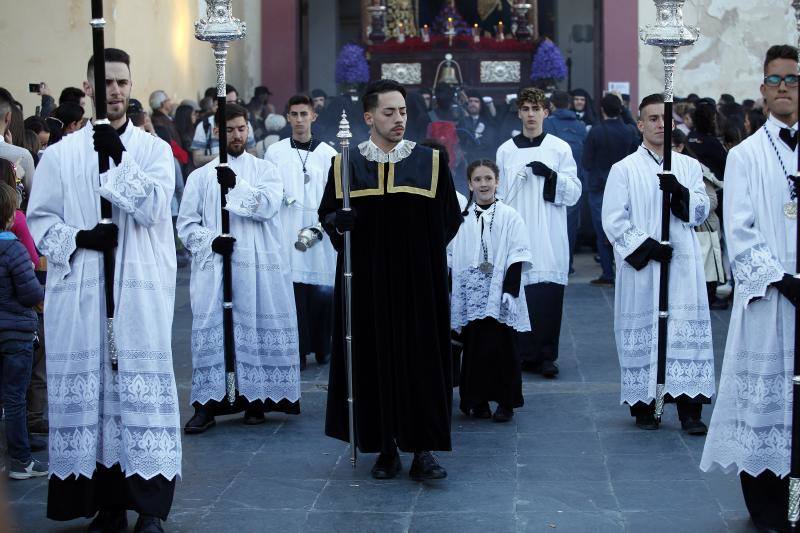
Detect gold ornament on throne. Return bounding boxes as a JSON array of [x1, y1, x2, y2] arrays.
[[387, 0, 417, 38]]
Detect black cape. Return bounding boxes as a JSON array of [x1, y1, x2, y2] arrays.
[[319, 143, 463, 453]]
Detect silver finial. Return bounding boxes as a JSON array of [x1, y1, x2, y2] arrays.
[[195, 0, 246, 43], [337, 111, 352, 142], [640, 0, 699, 102]]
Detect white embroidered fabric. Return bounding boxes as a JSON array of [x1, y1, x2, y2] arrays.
[[39, 222, 78, 281], [731, 243, 786, 306], [98, 154, 156, 214], [451, 266, 531, 332], [225, 179, 262, 218], [358, 139, 416, 163], [183, 227, 216, 269]]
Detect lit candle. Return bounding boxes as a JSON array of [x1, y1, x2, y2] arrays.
[[497, 20, 505, 41], [421, 23, 430, 42], [472, 23, 480, 43], [397, 22, 405, 43]]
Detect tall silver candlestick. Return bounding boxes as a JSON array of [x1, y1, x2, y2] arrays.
[[789, 3, 800, 528]]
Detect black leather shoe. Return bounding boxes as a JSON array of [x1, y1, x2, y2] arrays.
[[540, 361, 559, 378], [635, 413, 659, 430], [134, 515, 164, 533], [409, 451, 447, 481], [87, 508, 128, 533], [492, 405, 514, 423], [184, 406, 215, 434], [471, 403, 492, 419], [370, 451, 402, 480], [243, 402, 266, 425], [315, 352, 331, 365], [680, 418, 708, 436]]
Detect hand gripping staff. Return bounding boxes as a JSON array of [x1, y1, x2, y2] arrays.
[[195, 0, 246, 404], [90, 0, 119, 371], [640, 0, 699, 425], [337, 112, 357, 468]]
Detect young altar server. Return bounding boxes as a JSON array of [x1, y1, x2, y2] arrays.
[[266, 94, 338, 370], [602, 93, 714, 433], [450, 159, 531, 422], [701, 45, 800, 532], [496, 87, 582, 378], [177, 103, 301, 433], [26, 48, 180, 532]]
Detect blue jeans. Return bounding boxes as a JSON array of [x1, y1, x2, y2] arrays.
[[1, 338, 33, 462], [588, 190, 614, 280]]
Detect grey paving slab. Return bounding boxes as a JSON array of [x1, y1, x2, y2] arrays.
[[5, 253, 753, 531]]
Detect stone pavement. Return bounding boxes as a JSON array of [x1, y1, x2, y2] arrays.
[[6, 253, 757, 532]]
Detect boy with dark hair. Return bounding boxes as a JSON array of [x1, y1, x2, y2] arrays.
[[702, 44, 800, 532], [496, 87, 582, 379], [0, 181, 46, 481]]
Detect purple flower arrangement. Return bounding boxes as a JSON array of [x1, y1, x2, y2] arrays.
[[530, 38, 567, 82], [432, 3, 471, 35], [335, 43, 370, 85]]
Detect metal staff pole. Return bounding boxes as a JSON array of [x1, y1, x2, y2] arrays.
[[90, 0, 118, 371], [640, 1, 698, 424], [789, 3, 800, 528], [195, 1, 246, 404], [337, 112, 357, 468]]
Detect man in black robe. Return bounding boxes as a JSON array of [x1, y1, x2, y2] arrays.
[[319, 79, 463, 481]]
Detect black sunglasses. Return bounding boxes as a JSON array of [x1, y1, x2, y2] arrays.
[[764, 74, 799, 87]]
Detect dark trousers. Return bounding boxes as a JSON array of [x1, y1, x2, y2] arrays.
[[566, 199, 581, 271], [740, 471, 789, 531], [628, 396, 704, 420], [518, 283, 565, 365], [1, 338, 33, 463], [47, 463, 176, 521], [26, 315, 47, 430], [293, 282, 333, 358], [588, 190, 614, 280]]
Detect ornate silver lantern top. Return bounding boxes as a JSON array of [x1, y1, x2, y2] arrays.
[[195, 0, 246, 43], [337, 112, 352, 143], [639, 0, 698, 50]]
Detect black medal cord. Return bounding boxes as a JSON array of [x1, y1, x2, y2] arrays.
[[764, 126, 798, 200], [290, 136, 313, 178]]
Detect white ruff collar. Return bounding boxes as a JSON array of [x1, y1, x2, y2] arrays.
[[358, 138, 415, 163]]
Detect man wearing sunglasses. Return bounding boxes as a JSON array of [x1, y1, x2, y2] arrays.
[[701, 44, 799, 532]]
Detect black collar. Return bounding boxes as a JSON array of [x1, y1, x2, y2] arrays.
[[290, 137, 321, 152], [116, 120, 129, 136], [513, 132, 547, 148]]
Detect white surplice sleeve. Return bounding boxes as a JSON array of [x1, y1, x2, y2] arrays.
[[176, 168, 215, 268], [98, 143, 175, 227], [224, 161, 282, 221], [553, 146, 582, 207], [25, 147, 79, 281], [602, 162, 649, 258], [723, 147, 786, 306], [684, 157, 710, 227]]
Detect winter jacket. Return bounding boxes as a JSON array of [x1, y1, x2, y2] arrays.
[[581, 118, 640, 192], [0, 231, 42, 342], [544, 108, 588, 179]]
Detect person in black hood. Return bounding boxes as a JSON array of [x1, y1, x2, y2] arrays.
[[570, 88, 596, 128]]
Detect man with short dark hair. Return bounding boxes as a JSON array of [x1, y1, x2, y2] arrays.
[[702, 44, 800, 532], [582, 93, 640, 285], [0, 88, 35, 197], [319, 79, 463, 481], [178, 103, 300, 433], [266, 94, 337, 371], [59, 87, 86, 108], [311, 89, 327, 112], [191, 84, 255, 167], [458, 89, 497, 161], [602, 93, 713, 434], [497, 87, 582, 379], [544, 90, 587, 272], [27, 47, 180, 533]]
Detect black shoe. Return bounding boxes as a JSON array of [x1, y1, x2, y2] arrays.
[[183, 406, 215, 434], [709, 298, 729, 310], [29, 435, 47, 452], [680, 418, 708, 436], [134, 515, 164, 533], [520, 360, 539, 373], [590, 277, 614, 286], [370, 451, 402, 480], [540, 361, 559, 378], [409, 451, 447, 481], [635, 413, 659, 430], [492, 405, 514, 423], [88, 508, 128, 533], [315, 352, 331, 365], [299, 354, 307, 371], [243, 402, 266, 425], [471, 403, 492, 419]]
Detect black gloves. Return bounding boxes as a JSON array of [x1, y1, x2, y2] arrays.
[[527, 161, 555, 179], [334, 208, 357, 233], [76, 223, 118, 252], [774, 274, 800, 305], [211, 235, 236, 257], [650, 242, 673, 263], [216, 166, 237, 189], [93, 124, 125, 166], [658, 173, 683, 194]]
